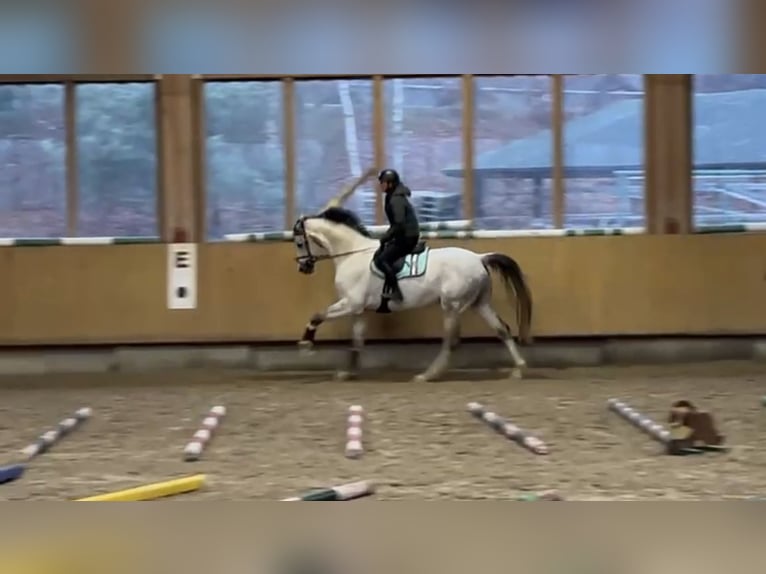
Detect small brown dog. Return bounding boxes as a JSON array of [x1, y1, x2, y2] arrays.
[[666, 400, 725, 455]]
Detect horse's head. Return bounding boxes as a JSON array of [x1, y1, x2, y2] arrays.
[[292, 216, 329, 274], [292, 207, 374, 274]]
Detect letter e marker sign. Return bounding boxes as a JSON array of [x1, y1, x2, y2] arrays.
[[167, 243, 197, 310]]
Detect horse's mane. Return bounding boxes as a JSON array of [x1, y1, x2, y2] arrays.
[[317, 207, 373, 238]]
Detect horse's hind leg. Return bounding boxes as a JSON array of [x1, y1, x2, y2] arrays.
[[475, 301, 527, 379], [450, 324, 461, 350], [336, 315, 365, 381], [413, 308, 459, 383]]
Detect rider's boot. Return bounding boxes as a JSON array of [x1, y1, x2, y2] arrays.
[[379, 260, 404, 303], [386, 275, 404, 303], [378, 261, 404, 303]]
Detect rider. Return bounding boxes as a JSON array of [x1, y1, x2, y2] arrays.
[[373, 168, 420, 303]]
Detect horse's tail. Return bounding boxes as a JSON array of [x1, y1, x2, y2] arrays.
[[480, 253, 533, 344]]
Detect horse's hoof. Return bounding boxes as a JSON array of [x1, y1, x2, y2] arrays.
[[412, 373, 430, 383], [511, 368, 524, 380], [297, 340, 315, 356], [335, 370, 356, 381]]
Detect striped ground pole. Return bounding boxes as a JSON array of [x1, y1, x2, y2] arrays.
[[345, 405, 364, 459], [0, 464, 25, 485], [183, 405, 226, 461], [0, 237, 159, 247], [281, 480, 375, 501], [20, 407, 92, 460], [467, 402, 549, 455], [609, 398, 731, 456], [607, 398, 671, 444]]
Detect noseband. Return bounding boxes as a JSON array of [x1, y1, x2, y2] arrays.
[[293, 217, 321, 266], [293, 216, 373, 266]]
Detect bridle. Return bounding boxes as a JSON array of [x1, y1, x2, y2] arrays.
[[293, 216, 375, 267]]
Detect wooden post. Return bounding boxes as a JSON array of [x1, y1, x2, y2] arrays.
[[644, 74, 693, 234], [461, 75, 475, 222], [190, 76, 207, 241], [65, 81, 78, 236], [552, 75, 565, 229], [373, 76, 385, 224], [283, 78, 296, 229], [157, 75, 196, 242]]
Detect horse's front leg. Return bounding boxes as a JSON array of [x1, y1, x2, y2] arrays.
[[298, 298, 360, 355], [335, 315, 366, 381]]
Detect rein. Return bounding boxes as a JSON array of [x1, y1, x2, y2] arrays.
[[295, 245, 375, 265], [293, 217, 375, 266]]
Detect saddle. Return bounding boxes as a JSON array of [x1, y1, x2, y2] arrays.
[[372, 241, 429, 314], [390, 241, 427, 274]]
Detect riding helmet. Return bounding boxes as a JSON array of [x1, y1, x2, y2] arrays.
[[377, 169, 400, 186]]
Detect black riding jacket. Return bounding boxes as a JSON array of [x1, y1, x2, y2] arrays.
[[380, 184, 420, 243]]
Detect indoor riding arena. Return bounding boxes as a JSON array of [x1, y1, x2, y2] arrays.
[[2, 74, 766, 502]]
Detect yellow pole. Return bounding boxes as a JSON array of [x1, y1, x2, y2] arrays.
[[75, 474, 205, 502]]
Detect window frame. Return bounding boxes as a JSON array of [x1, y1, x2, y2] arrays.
[[0, 81, 68, 238], [200, 78, 287, 239], [69, 79, 161, 238]]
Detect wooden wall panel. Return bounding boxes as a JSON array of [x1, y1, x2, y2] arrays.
[[1, 234, 765, 346], [2, 246, 168, 343]]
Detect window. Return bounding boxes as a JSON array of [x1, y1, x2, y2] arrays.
[[472, 76, 552, 230], [76, 82, 158, 236], [692, 74, 766, 228], [0, 83, 65, 237], [384, 77, 463, 224], [563, 74, 644, 229], [204, 81, 284, 239], [295, 79, 374, 223]]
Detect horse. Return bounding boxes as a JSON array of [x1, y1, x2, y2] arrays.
[[292, 206, 533, 382]]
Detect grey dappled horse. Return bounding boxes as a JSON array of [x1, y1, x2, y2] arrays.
[[292, 207, 533, 382]]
